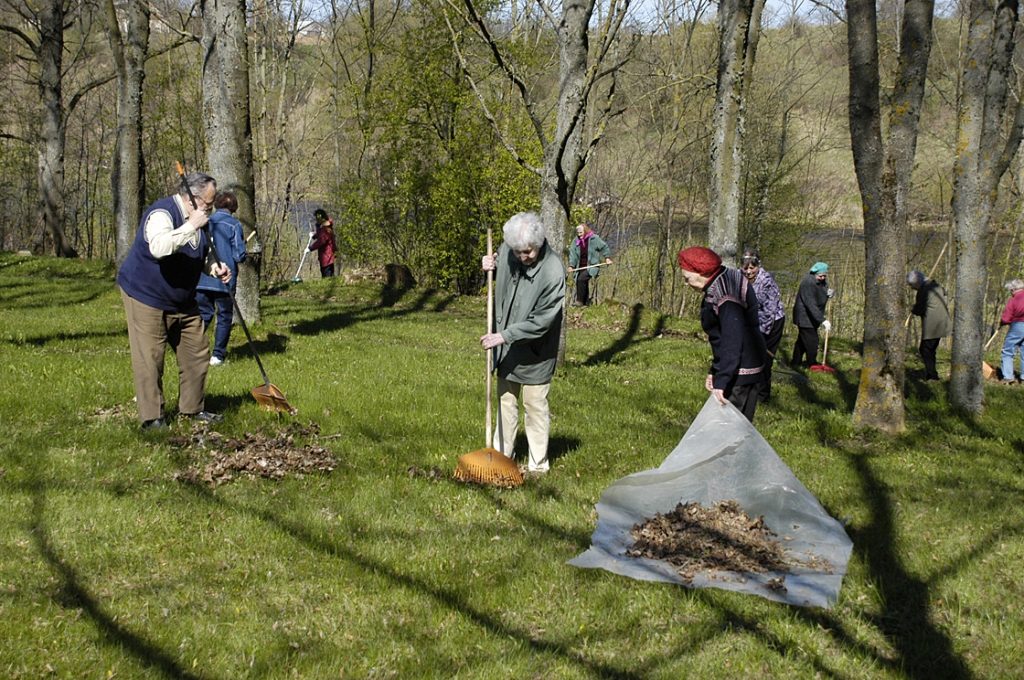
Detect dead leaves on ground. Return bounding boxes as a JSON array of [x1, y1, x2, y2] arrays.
[[169, 421, 337, 487], [626, 500, 834, 589]]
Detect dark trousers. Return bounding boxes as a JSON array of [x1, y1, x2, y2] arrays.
[[792, 326, 820, 367], [920, 337, 940, 380], [759, 318, 785, 401], [726, 382, 759, 423], [320, 263, 335, 278], [575, 270, 592, 305], [196, 290, 234, 361]]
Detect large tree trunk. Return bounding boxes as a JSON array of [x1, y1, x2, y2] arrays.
[[708, 0, 764, 267], [950, 0, 1024, 413], [35, 0, 77, 258], [847, 0, 934, 432], [201, 0, 260, 322], [105, 0, 149, 267]]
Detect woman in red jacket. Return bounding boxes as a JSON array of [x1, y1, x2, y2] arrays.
[[309, 208, 338, 278]]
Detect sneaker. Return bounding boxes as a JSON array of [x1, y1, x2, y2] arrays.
[[209, 356, 223, 366], [141, 418, 167, 431], [184, 410, 224, 423]]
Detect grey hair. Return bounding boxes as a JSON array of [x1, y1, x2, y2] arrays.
[[179, 171, 216, 200], [1005, 279, 1024, 292], [906, 270, 925, 288], [502, 212, 546, 250], [740, 249, 760, 266]]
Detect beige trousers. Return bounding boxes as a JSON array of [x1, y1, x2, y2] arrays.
[[494, 377, 551, 472], [121, 289, 210, 421]]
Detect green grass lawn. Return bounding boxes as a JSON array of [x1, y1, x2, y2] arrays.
[[1, 252, 1021, 679]]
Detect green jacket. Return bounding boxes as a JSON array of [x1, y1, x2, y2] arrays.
[[912, 280, 951, 340], [568, 232, 610, 281], [493, 241, 566, 384]]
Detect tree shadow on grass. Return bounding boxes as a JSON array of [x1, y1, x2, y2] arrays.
[[582, 305, 666, 367], [177, 481, 646, 680], [28, 486, 209, 680], [289, 287, 449, 337]]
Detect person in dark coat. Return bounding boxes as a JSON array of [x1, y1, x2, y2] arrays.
[[117, 172, 231, 430], [196, 192, 247, 366], [679, 246, 767, 422], [791, 262, 832, 368], [906, 269, 951, 382]]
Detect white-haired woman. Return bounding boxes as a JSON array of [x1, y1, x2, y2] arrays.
[[906, 269, 951, 382], [999, 279, 1024, 383], [481, 212, 566, 473]]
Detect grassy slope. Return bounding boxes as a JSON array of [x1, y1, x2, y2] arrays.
[[1, 253, 1021, 679]]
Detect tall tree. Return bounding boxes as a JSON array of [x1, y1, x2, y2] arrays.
[[707, 0, 764, 267], [949, 0, 1024, 413], [845, 0, 934, 432], [105, 0, 150, 266], [444, 0, 633, 255], [201, 0, 260, 322]]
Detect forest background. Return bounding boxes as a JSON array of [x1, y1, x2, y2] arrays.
[[0, 0, 1021, 378]]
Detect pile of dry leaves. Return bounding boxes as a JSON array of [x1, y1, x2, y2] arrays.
[[169, 421, 337, 486], [626, 500, 832, 587]]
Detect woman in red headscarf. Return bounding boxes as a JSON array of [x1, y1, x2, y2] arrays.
[[678, 246, 767, 422]]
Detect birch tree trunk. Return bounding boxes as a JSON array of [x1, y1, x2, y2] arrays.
[[708, 0, 764, 267], [105, 0, 149, 267], [846, 0, 934, 432], [949, 0, 1024, 413], [201, 0, 260, 322]]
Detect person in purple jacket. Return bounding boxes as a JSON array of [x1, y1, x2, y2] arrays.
[[679, 246, 767, 422], [117, 172, 231, 431], [740, 249, 785, 403]]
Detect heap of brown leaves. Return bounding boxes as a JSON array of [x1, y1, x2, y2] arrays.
[[170, 421, 337, 487], [626, 500, 832, 586]]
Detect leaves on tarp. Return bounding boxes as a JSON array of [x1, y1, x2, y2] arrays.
[[169, 421, 337, 486], [626, 500, 834, 586]]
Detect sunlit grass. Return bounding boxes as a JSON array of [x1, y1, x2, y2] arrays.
[[1, 252, 1021, 678]]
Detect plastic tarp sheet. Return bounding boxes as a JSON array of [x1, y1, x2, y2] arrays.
[[569, 396, 853, 608]]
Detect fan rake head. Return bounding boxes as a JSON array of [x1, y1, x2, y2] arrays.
[[453, 447, 524, 488]]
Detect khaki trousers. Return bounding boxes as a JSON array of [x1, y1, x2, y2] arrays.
[[494, 378, 551, 472], [121, 289, 210, 421]]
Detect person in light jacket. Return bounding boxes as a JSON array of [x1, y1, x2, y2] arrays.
[[906, 269, 951, 382], [791, 262, 832, 367], [567, 223, 612, 306], [481, 212, 566, 473], [196, 192, 247, 366]]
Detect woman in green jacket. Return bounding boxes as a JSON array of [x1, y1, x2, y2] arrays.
[[568, 223, 612, 306], [481, 212, 566, 473]]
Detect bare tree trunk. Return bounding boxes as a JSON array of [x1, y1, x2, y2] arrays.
[[846, 0, 934, 432], [950, 0, 1024, 413], [201, 0, 260, 322], [105, 0, 149, 267], [35, 0, 77, 258], [708, 0, 763, 267]]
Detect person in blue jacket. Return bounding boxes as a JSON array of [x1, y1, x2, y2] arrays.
[[196, 192, 247, 366]]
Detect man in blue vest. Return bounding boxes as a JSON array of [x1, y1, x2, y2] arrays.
[[117, 172, 232, 431]]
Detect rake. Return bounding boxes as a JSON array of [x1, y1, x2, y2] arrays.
[[453, 228, 523, 488], [176, 162, 297, 415]]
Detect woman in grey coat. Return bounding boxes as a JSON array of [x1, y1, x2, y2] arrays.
[[907, 269, 951, 381], [481, 212, 566, 473]]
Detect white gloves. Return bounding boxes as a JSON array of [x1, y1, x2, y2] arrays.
[[827, 288, 835, 298], [822, 319, 832, 332]]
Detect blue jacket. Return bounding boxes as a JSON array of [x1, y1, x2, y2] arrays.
[[197, 210, 246, 293]]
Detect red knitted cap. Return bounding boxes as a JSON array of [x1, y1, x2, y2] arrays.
[[678, 247, 722, 276]]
